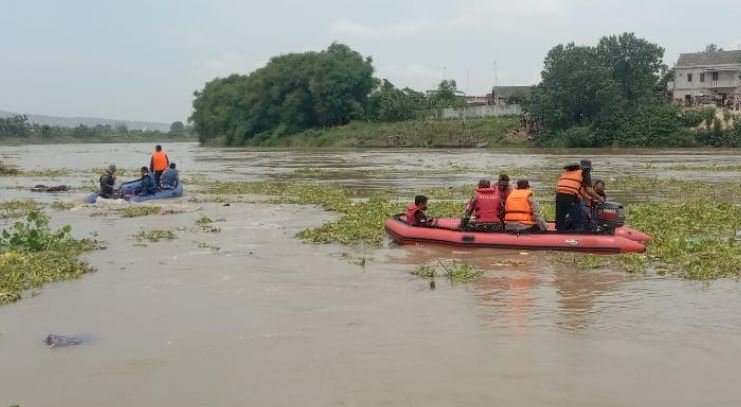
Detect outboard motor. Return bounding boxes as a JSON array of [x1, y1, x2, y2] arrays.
[[593, 202, 625, 233]]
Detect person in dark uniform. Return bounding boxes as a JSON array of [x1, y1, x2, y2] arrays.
[[98, 164, 117, 199]]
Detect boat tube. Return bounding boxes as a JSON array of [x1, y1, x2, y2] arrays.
[[85, 180, 183, 204], [385, 215, 647, 253]]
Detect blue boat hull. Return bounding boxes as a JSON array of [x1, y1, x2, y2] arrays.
[[85, 180, 184, 204]]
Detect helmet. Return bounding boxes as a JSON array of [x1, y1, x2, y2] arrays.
[[108, 164, 117, 173]]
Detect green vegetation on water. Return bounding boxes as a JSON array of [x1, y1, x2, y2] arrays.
[[0, 199, 43, 220], [0, 212, 96, 304], [132, 229, 177, 243], [413, 261, 485, 283], [120, 206, 161, 218], [196, 178, 740, 280]]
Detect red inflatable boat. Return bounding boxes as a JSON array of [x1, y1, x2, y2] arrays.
[[385, 215, 647, 253]]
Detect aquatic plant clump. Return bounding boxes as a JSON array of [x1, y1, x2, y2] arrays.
[[133, 229, 177, 243], [0, 212, 96, 304], [412, 261, 485, 283], [0, 199, 44, 220], [120, 205, 161, 218]]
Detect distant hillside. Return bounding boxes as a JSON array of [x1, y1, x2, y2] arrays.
[[0, 110, 171, 132]]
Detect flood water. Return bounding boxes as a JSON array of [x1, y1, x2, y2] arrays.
[[1, 143, 740, 406]]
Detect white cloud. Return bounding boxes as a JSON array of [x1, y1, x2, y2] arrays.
[[376, 63, 445, 91], [330, 17, 438, 39], [201, 53, 265, 78]]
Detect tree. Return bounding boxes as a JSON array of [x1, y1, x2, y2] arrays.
[[704, 43, 723, 53], [0, 115, 32, 138], [527, 43, 622, 132], [169, 121, 186, 135], [527, 33, 669, 146], [190, 43, 375, 145], [596, 33, 665, 105], [366, 79, 422, 122], [430, 79, 463, 108]]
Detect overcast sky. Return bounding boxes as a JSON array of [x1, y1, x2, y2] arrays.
[[1, 0, 739, 123]]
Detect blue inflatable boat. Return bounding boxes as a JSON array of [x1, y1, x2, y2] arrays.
[[85, 179, 184, 204]]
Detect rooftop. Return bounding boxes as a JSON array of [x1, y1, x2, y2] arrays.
[[676, 50, 741, 67]]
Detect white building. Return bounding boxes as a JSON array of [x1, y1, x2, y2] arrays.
[[670, 50, 741, 107]]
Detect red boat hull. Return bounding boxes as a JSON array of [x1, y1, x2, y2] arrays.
[[385, 217, 646, 253], [433, 218, 650, 243]]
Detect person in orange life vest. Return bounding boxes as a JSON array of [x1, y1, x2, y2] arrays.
[[555, 160, 604, 231], [504, 180, 547, 233], [149, 145, 170, 186], [462, 179, 503, 231], [406, 195, 436, 227]]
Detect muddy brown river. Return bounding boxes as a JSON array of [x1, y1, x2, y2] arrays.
[[1, 143, 740, 406]]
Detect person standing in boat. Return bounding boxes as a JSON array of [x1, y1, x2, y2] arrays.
[[160, 162, 179, 189], [149, 145, 170, 186], [555, 160, 604, 231], [406, 195, 436, 227], [504, 180, 547, 233], [98, 164, 117, 199], [463, 179, 503, 231]]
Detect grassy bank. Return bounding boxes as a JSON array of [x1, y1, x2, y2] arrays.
[[218, 117, 521, 148]]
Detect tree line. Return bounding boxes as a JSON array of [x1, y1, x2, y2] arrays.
[[0, 115, 194, 141], [186, 36, 741, 148], [190, 43, 468, 145], [526, 33, 741, 147]]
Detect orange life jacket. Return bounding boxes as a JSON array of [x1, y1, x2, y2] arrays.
[[504, 189, 536, 225], [151, 151, 169, 172], [556, 169, 583, 197], [406, 204, 421, 226], [469, 187, 502, 223]]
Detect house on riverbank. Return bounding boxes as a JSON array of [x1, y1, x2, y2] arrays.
[[669, 50, 741, 108]]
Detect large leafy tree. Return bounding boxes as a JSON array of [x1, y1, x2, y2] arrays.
[[527, 33, 667, 146], [596, 33, 665, 105], [190, 43, 375, 145]]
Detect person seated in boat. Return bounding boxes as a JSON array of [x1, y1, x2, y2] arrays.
[[134, 166, 157, 196], [406, 195, 436, 227], [98, 164, 117, 199], [593, 179, 606, 201], [493, 173, 512, 204], [462, 179, 503, 231], [581, 178, 608, 225], [504, 180, 547, 233], [160, 162, 179, 189]]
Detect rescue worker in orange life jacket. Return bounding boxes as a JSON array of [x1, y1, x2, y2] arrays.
[[504, 180, 547, 233], [555, 160, 604, 231], [149, 145, 170, 186], [406, 195, 436, 227], [462, 179, 503, 231]]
